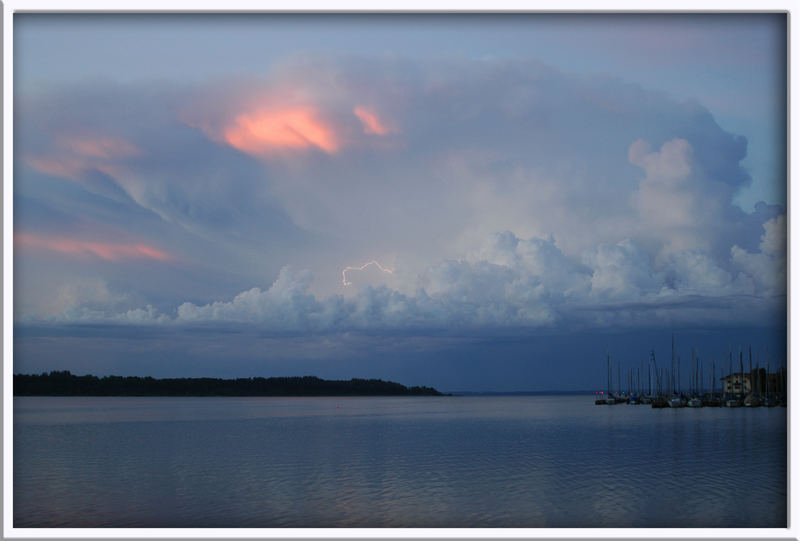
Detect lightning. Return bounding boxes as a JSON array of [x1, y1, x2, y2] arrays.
[[342, 260, 394, 286]]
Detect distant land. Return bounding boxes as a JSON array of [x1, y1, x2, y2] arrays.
[[451, 390, 594, 396], [13, 371, 445, 397]]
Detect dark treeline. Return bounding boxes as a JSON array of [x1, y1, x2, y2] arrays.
[[14, 371, 445, 397]]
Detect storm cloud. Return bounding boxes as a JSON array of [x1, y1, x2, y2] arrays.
[[12, 15, 787, 391], [16, 55, 785, 332]]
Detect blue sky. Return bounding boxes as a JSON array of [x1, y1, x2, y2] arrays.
[[13, 14, 787, 391]]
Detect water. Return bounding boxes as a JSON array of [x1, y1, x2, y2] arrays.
[[14, 395, 786, 528]]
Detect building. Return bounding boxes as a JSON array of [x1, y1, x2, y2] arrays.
[[721, 373, 751, 395], [721, 368, 786, 396]]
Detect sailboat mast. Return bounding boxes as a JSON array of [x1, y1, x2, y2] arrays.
[[727, 348, 732, 399], [671, 335, 675, 395], [699, 357, 702, 396], [767, 355, 770, 400], [740, 349, 744, 396]]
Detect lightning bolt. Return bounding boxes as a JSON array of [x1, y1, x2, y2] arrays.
[[342, 260, 394, 286]]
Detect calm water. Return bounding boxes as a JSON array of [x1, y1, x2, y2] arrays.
[[14, 395, 786, 528]]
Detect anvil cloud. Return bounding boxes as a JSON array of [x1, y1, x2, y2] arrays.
[[13, 14, 787, 388]]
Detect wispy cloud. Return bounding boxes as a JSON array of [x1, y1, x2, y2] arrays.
[[353, 106, 394, 136], [23, 133, 140, 181], [15, 232, 172, 262]]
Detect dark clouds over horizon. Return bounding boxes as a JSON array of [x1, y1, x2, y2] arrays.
[[13, 15, 787, 390]]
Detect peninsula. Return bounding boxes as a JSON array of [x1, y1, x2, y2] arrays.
[[14, 371, 445, 397]]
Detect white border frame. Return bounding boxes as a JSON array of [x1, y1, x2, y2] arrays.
[[2, 3, 795, 539]]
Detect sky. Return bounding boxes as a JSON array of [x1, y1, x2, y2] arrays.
[[12, 14, 788, 392]]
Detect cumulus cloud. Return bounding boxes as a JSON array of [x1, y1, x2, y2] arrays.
[[583, 240, 665, 301], [59, 304, 172, 325], [730, 215, 787, 296], [35, 220, 785, 334], [628, 137, 733, 258]]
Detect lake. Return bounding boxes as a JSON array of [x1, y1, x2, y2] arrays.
[[13, 395, 786, 528]]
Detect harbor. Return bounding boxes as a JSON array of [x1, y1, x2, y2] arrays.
[[594, 337, 787, 408]]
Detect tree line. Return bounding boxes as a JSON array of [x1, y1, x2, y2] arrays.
[[14, 371, 445, 397]]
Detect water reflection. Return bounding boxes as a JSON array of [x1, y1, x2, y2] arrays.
[[14, 396, 786, 527]]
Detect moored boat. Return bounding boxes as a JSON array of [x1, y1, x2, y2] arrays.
[[744, 394, 761, 407], [725, 396, 743, 408]]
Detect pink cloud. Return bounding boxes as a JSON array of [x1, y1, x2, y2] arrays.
[[23, 134, 140, 181], [56, 135, 141, 160], [15, 233, 172, 262], [223, 107, 340, 155], [22, 155, 86, 180], [353, 106, 394, 136]]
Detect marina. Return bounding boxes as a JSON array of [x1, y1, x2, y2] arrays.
[[594, 337, 787, 408]]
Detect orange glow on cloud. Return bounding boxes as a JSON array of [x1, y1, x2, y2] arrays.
[[24, 134, 140, 181], [57, 136, 141, 160], [23, 155, 86, 180], [353, 107, 392, 136], [15, 233, 171, 262], [223, 108, 340, 155]]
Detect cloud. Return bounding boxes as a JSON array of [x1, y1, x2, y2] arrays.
[[13, 54, 785, 336], [59, 304, 172, 325], [37, 219, 785, 334], [583, 240, 664, 301], [730, 215, 787, 296], [223, 107, 341, 155], [353, 106, 393, 135], [628, 137, 733, 258], [179, 64, 400, 162], [23, 133, 140, 183], [15, 232, 172, 261], [56, 134, 141, 160]]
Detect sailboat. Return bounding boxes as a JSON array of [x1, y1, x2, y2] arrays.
[[744, 347, 761, 407], [763, 355, 777, 407], [596, 353, 613, 405], [641, 351, 654, 404], [687, 348, 702, 408], [703, 358, 721, 407], [667, 336, 682, 408], [725, 349, 743, 408]]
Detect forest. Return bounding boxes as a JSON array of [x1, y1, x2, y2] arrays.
[[14, 371, 445, 396]]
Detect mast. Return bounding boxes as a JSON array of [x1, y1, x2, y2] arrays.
[[712, 358, 715, 397], [650, 350, 656, 397], [638, 364, 641, 396], [697, 355, 701, 396], [671, 334, 675, 396], [766, 355, 770, 400], [727, 348, 732, 400], [740, 349, 744, 396]]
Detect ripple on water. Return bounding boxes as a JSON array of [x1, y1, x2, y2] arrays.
[[13, 396, 786, 527]]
